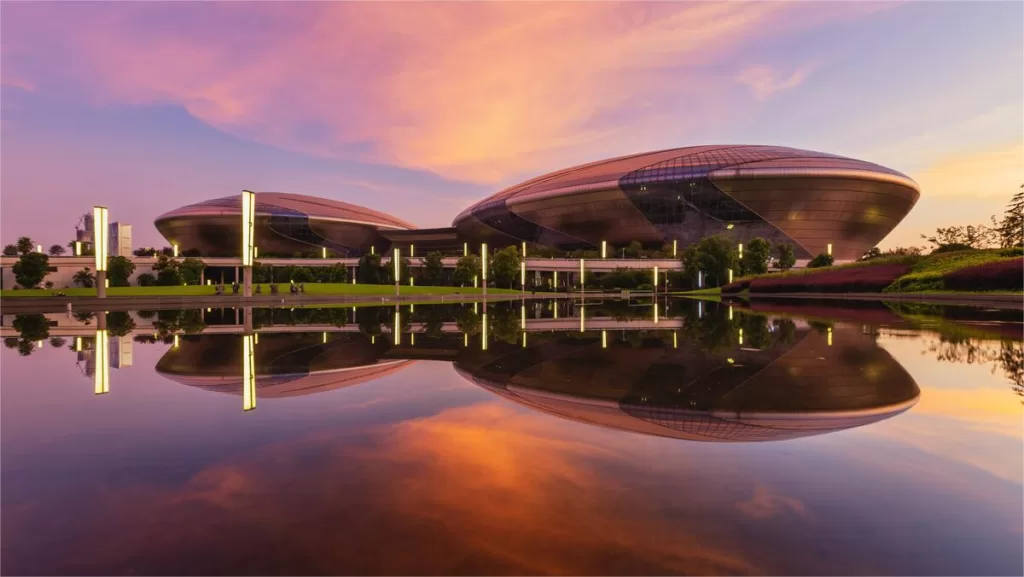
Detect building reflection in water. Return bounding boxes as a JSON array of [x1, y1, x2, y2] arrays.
[[151, 301, 921, 441]]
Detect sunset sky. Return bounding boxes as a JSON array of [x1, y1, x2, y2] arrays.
[[2, 1, 1021, 249]]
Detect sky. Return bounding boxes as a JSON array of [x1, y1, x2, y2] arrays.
[[1, 1, 1022, 250]]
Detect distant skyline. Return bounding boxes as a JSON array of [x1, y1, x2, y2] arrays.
[[2, 1, 1022, 250]]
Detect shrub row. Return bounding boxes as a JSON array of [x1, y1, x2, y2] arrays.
[[721, 279, 750, 294], [748, 263, 912, 294], [942, 257, 1023, 292]]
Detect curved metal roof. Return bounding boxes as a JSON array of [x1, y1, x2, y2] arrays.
[[157, 192, 415, 230], [456, 145, 919, 222]]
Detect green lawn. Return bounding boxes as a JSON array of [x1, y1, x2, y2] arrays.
[[1, 283, 531, 298], [671, 287, 722, 296]]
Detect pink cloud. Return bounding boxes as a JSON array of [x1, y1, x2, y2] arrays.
[[1, 2, 893, 183]]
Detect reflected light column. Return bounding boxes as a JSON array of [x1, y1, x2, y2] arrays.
[[243, 334, 256, 412], [94, 319, 109, 395]]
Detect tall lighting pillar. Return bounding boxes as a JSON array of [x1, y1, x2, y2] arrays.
[[393, 247, 401, 297], [601, 240, 607, 259], [94, 315, 109, 395], [240, 190, 256, 297], [93, 206, 108, 298], [521, 242, 526, 258], [579, 258, 585, 291], [520, 260, 526, 293], [481, 243, 488, 299], [242, 334, 256, 412], [673, 239, 677, 258]]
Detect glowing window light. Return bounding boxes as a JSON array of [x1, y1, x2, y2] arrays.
[[242, 334, 256, 411], [93, 206, 108, 271], [94, 329, 109, 395]]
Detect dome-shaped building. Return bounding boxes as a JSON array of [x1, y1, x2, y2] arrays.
[[453, 145, 920, 261], [154, 192, 414, 257]]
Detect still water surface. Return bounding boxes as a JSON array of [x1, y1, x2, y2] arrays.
[[2, 299, 1022, 575]]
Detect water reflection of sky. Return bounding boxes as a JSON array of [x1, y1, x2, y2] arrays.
[[2, 325, 1021, 575]]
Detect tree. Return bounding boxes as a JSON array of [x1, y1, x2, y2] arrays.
[[316, 263, 347, 283], [105, 311, 137, 337], [291, 266, 314, 283], [774, 243, 796, 271], [179, 258, 205, 285], [136, 272, 157, 287], [807, 253, 833, 268], [13, 313, 50, 342], [357, 253, 384, 284], [13, 252, 50, 288], [741, 237, 772, 275], [16, 237, 34, 255], [993, 185, 1024, 248], [156, 267, 183, 286], [108, 256, 136, 287], [73, 267, 96, 288], [490, 246, 521, 288], [624, 240, 643, 258], [133, 247, 157, 257], [2, 244, 17, 256], [48, 244, 66, 256], [453, 254, 481, 287], [421, 251, 445, 285], [922, 224, 996, 250], [681, 235, 737, 287]]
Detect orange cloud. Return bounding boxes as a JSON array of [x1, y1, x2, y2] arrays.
[[1, 2, 893, 184], [916, 143, 1024, 200]]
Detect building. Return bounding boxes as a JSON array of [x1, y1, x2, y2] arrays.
[[155, 145, 920, 261], [453, 145, 920, 261], [154, 193, 415, 257]]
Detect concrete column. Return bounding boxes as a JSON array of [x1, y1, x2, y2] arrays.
[[243, 267, 253, 298], [96, 271, 107, 298], [96, 310, 107, 331], [234, 266, 239, 283], [200, 269, 205, 285], [243, 307, 253, 334]]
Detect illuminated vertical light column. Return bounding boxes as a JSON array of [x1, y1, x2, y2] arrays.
[[553, 270, 558, 290], [522, 332, 526, 348], [579, 258, 585, 291], [173, 244, 179, 258], [698, 300, 703, 319], [322, 247, 327, 259], [521, 242, 526, 258], [520, 261, 526, 291], [464, 333, 468, 347], [322, 331, 328, 344], [463, 242, 468, 257], [36, 244, 42, 253], [254, 332, 259, 344], [74, 241, 82, 256], [240, 190, 256, 297], [827, 326, 833, 347], [173, 334, 180, 348], [729, 305, 733, 320], [75, 336, 83, 352], [602, 330, 607, 349], [393, 247, 401, 296], [738, 243, 743, 259], [601, 240, 607, 259], [93, 206, 108, 298], [410, 244, 415, 258], [481, 243, 488, 298], [394, 308, 401, 346], [673, 332, 678, 349], [653, 266, 659, 296], [654, 301, 659, 324], [473, 301, 478, 314], [580, 305, 585, 333], [827, 243, 833, 256], [728, 269, 734, 284], [481, 311, 488, 350], [673, 239, 678, 258], [520, 304, 526, 329], [411, 332, 415, 346], [473, 275, 478, 288], [94, 328, 109, 395], [371, 246, 375, 255], [739, 328, 744, 345], [242, 334, 256, 412]]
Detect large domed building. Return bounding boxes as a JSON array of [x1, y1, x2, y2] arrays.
[[453, 145, 920, 261], [154, 192, 415, 257]]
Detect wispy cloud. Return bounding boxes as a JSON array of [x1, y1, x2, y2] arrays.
[[1, 2, 888, 184]]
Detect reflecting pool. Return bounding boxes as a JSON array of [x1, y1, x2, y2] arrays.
[[2, 299, 1022, 575]]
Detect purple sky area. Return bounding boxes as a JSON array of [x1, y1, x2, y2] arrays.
[[2, 1, 1021, 249]]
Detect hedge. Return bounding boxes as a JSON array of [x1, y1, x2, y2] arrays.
[[942, 257, 1023, 292], [748, 263, 912, 294]]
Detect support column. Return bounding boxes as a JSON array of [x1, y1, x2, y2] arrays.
[[234, 266, 240, 283], [96, 271, 107, 298], [243, 266, 253, 298]]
